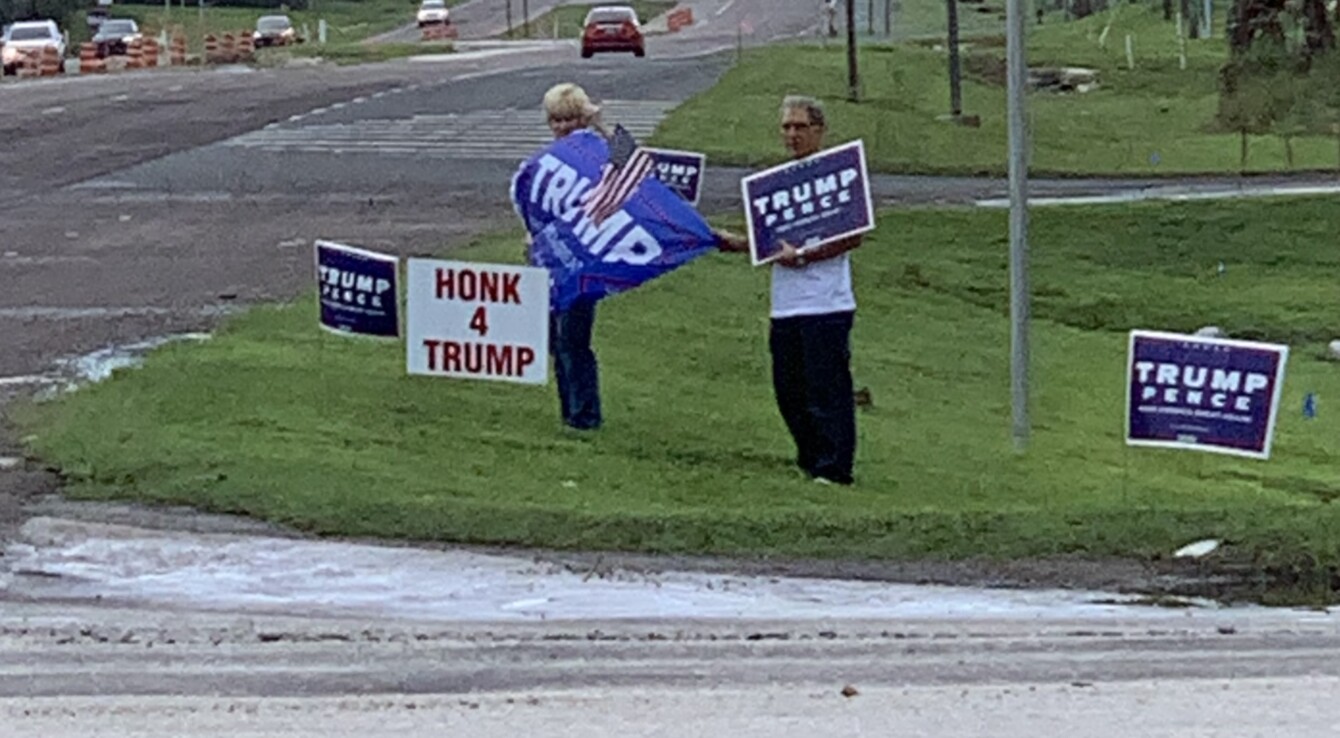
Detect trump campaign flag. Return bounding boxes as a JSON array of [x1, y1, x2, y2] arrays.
[[510, 126, 717, 313]]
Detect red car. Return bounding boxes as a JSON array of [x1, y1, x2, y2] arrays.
[[581, 6, 645, 59]]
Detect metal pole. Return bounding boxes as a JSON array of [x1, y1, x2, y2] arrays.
[[947, 0, 962, 117], [846, 0, 859, 101], [1006, 0, 1030, 451], [884, 0, 891, 36], [868, 0, 874, 33], [522, 0, 529, 37], [506, 0, 513, 38]]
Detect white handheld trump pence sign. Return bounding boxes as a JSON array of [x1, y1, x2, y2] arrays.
[[406, 259, 549, 385]]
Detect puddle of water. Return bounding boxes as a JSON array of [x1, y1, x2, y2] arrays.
[[0, 333, 215, 401], [58, 333, 212, 384], [3, 518, 1302, 625]]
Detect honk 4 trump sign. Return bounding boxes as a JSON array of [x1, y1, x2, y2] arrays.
[[1125, 330, 1289, 460], [406, 259, 549, 385]]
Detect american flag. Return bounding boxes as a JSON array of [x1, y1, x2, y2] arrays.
[[583, 124, 654, 226]]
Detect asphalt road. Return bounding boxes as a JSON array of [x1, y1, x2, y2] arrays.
[[374, 0, 826, 46], [372, 0, 572, 42], [2, 601, 1340, 735]]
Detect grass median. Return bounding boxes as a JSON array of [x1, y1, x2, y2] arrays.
[[14, 198, 1340, 600], [75, 0, 461, 53], [651, 6, 1340, 176], [259, 41, 454, 66]]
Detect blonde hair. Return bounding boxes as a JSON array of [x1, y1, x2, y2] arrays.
[[543, 83, 600, 123]]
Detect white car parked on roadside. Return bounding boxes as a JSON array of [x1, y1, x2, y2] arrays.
[[1, 19, 66, 76], [417, 0, 451, 27]]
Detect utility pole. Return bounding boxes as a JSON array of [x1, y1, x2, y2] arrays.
[[1006, 0, 1031, 451], [947, 0, 962, 117], [846, 0, 860, 101]]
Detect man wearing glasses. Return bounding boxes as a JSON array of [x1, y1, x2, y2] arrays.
[[716, 95, 865, 486]]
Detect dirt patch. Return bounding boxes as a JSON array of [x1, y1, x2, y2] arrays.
[[9, 493, 1310, 605], [0, 413, 59, 545], [522, 547, 1293, 605], [965, 53, 1008, 87], [964, 55, 1100, 93]]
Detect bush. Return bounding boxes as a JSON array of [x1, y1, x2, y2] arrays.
[[1, 0, 85, 27]]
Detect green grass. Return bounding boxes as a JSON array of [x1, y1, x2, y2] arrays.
[[15, 198, 1340, 598], [889, 0, 1007, 41], [74, 0, 453, 53], [512, 1, 676, 39], [651, 6, 1340, 176]]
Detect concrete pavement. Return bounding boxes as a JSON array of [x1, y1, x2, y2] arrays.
[[8, 679, 1340, 737], [1, 595, 1339, 733]]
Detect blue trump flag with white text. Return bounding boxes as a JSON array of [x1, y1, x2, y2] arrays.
[[510, 129, 717, 313]]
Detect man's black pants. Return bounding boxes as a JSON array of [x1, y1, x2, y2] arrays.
[[768, 310, 856, 484]]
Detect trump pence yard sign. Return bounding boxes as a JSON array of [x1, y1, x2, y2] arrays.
[[315, 240, 400, 339], [1125, 330, 1289, 460], [406, 259, 549, 385], [644, 147, 707, 206]]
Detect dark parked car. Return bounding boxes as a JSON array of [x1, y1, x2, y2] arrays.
[[253, 15, 298, 47], [581, 6, 645, 59], [91, 19, 142, 58]]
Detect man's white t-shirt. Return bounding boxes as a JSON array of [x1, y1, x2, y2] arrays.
[[770, 252, 855, 319]]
